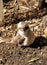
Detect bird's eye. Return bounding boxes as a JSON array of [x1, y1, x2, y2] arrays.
[[24, 26, 29, 31]]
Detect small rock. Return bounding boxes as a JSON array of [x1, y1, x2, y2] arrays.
[[45, 0, 47, 3], [3, 9, 7, 14], [42, 15, 47, 28], [44, 27, 47, 38], [34, 26, 38, 31]]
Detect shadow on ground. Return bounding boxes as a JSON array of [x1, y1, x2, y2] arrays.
[[30, 36, 47, 48]]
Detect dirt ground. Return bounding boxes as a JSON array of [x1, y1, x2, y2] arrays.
[[0, 37, 47, 65], [0, 0, 47, 65]]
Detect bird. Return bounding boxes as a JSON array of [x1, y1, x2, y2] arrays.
[[16, 21, 35, 46]]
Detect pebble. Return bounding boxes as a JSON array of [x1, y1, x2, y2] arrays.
[[42, 15, 47, 27], [45, 0, 47, 3], [34, 26, 38, 31], [44, 27, 47, 38]]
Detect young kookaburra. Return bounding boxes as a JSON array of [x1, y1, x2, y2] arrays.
[[16, 21, 35, 46]]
